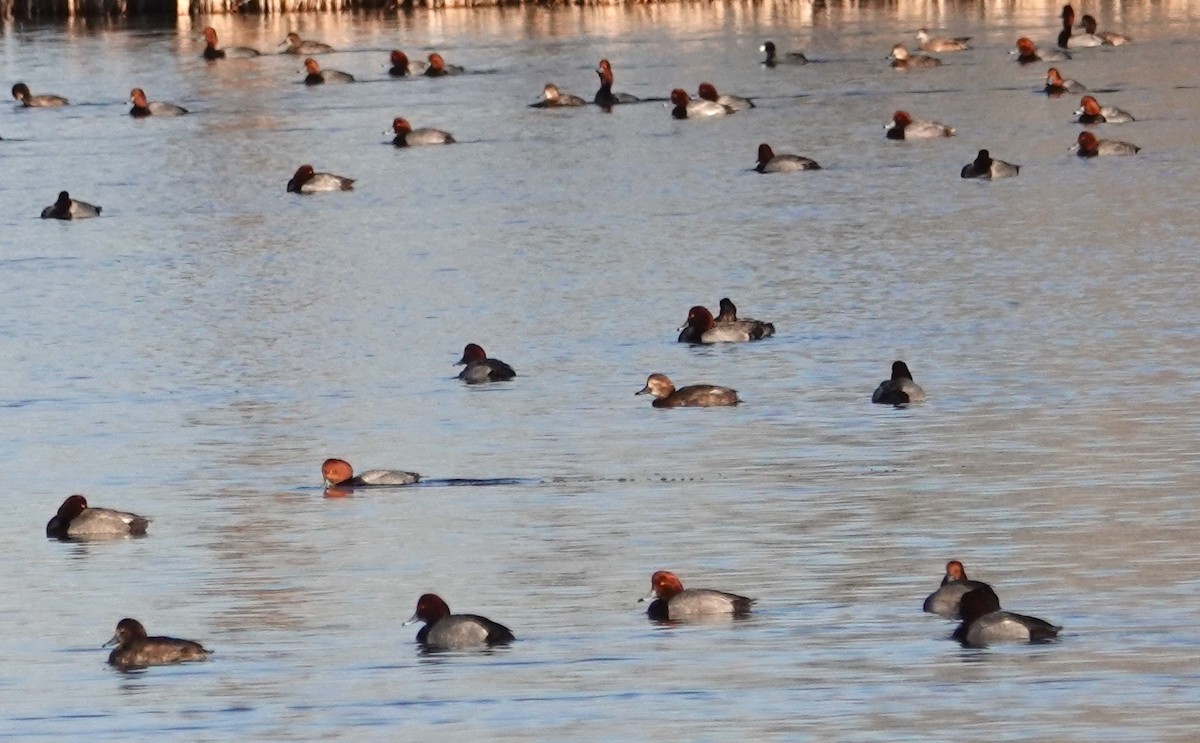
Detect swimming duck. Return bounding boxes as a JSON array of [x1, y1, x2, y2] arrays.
[[387, 50, 427, 77], [639, 571, 753, 620], [952, 586, 1061, 647], [322, 458, 420, 488], [303, 58, 354, 85], [1071, 131, 1140, 157], [697, 82, 754, 111], [1013, 37, 1070, 64], [46, 495, 147, 539], [872, 360, 926, 405], [1074, 95, 1134, 124], [715, 298, 773, 326], [1044, 67, 1087, 96], [670, 88, 732, 119], [455, 343, 515, 384], [594, 59, 639, 108], [405, 594, 514, 649], [889, 44, 941, 69], [916, 28, 971, 52], [40, 191, 101, 220], [923, 561, 993, 618], [11, 82, 68, 107], [202, 27, 260, 59], [1078, 14, 1132, 45], [286, 164, 355, 193], [1058, 5, 1103, 48], [281, 32, 333, 55], [391, 117, 454, 146], [754, 143, 820, 173], [530, 83, 587, 108], [677, 305, 773, 343], [636, 374, 740, 408], [129, 88, 188, 117], [423, 53, 463, 77], [960, 149, 1019, 179], [104, 618, 211, 669], [760, 41, 808, 66], [885, 110, 955, 139]]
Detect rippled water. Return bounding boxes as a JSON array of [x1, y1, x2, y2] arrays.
[[4, 2, 1200, 739]]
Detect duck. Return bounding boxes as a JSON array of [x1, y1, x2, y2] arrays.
[[530, 83, 586, 108], [677, 305, 774, 343], [104, 618, 211, 670], [390, 117, 454, 147], [404, 594, 514, 649], [280, 32, 332, 55], [1044, 67, 1087, 96], [387, 50, 427, 77], [423, 53, 463, 77], [872, 360, 926, 405], [303, 58, 354, 85], [1074, 95, 1134, 124], [916, 28, 971, 52], [636, 374, 740, 408], [1078, 14, 1132, 46], [40, 191, 101, 220], [1058, 5, 1103, 48], [1013, 37, 1070, 64], [760, 41, 808, 66], [889, 44, 941, 69], [885, 110, 955, 140], [455, 343, 515, 384], [923, 561, 993, 618], [639, 571, 753, 620], [670, 88, 732, 119], [594, 59, 639, 108], [11, 82, 68, 107], [754, 143, 821, 173], [1071, 131, 1140, 157], [960, 149, 1020, 179], [715, 298, 772, 326], [201, 27, 260, 59], [697, 82, 754, 111], [46, 495, 147, 539], [952, 586, 1061, 647], [129, 88, 188, 117], [321, 458, 419, 488], [286, 164, 355, 193]]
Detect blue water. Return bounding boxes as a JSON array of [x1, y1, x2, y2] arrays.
[[3, 2, 1200, 739]]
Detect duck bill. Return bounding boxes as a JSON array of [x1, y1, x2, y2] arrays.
[[637, 591, 657, 603], [635, 385, 651, 396], [102, 634, 119, 648], [1067, 143, 1081, 152], [402, 613, 421, 626]]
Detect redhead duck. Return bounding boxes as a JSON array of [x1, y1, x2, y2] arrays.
[[594, 59, 639, 108], [916, 28, 970, 52], [639, 571, 753, 620], [697, 82, 754, 111], [670, 88, 732, 119], [960, 149, 1019, 179], [1078, 14, 1132, 46], [303, 58, 353, 85], [715, 298, 772, 326], [387, 51, 427, 77], [952, 586, 1061, 647], [423, 53, 463, 77], [677, 305, 773, 343], [11, 82, 68, 107], [281, 32, 332, 55], [104, 618, 211, 670], [129, 88, 187, 117], [391, 117, 454, 147], [47, 495, 147, 539], [872, 360, 926, 405], [1044, 67, 1087, 96], [755, 143, 820, 173], [889, 44, 941, 69], [885, 110, 955, 140], [923, 561, 993, 618], [405, 594, 514, 649], [41, 191, 100, 220], [760, 41, 808, 66], [636, 374, 740, 408], [322, 458, 419, 488], [1074, 95, 1134, 124], [287, 164, 354, 193], [530, 83, 586, 108], [202, 27, 260, 60], [1013, 37, 1070, 64], [1071, 131, 1140, 157], [456, 343, 515, 384]]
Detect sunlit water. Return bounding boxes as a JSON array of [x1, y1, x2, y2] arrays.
[[3, 2, 1200, 739]]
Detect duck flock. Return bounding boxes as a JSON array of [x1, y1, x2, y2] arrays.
[[16, 2, 1152, 670]]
